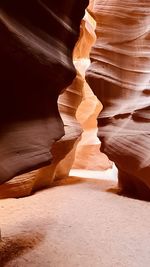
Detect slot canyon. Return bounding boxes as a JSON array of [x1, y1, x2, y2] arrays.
[[0, 1, 150, 266]]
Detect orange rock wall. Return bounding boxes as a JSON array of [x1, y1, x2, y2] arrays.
[[86, 0, 150, 200]]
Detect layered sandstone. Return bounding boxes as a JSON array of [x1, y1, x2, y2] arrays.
[[86, 0, 150, 200], [72, 11, 112, 171], [0, 0, 88, 197], [0, 75, 83, 198]]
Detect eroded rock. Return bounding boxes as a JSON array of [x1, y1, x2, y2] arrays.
[[86, 0, 150, 200], [0, 0, 88, 197], [73, 10, 112, 171]]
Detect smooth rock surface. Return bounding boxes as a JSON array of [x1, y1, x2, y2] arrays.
[[73, 11, 112, 171], [0, 0, 88, 184], [0, 58, 84, 199], [86, 0, 150, 200]]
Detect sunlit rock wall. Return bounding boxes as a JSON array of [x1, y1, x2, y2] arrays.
[[72, 11, 112, 170]]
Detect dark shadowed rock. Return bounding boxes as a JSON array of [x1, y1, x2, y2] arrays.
[[0, 0, 88, 184]]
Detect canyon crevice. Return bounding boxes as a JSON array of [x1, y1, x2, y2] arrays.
[[0, 0, 149, 201]]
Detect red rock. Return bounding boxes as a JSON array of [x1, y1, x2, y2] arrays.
[[0, 0, 88, 184], [73, 10, 112, 171], [86, 0, 150, 200]]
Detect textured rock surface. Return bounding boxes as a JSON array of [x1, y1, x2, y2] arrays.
[[87, 0, 95, 14], [86, 0, 150, 200], [0, 0, 88, 184], [0, 6, 113, 199], [73, 11, 112, 171], [0, 1, 89, 198], [55, 73, 83, 180]]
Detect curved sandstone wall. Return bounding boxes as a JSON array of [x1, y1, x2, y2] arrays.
[[73, 11, 112, 171], [0, 1, 149, 201], [0, 0, 88, 198], [86, 0, 150, 200]]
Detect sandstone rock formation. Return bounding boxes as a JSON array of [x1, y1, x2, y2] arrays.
[[0, 0, 88, 197], [72, 11, 112, 171], [0, 74, 83, 198], [86, 0, 150, 200]]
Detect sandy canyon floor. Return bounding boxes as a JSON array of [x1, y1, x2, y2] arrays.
[[0, 168, 150, 267]]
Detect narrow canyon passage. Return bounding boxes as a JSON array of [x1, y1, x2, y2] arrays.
[[0, 1, 150, 266]]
